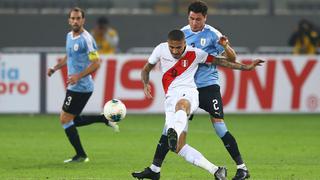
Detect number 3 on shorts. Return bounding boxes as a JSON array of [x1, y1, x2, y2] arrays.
[[65, 96, 72, 106]]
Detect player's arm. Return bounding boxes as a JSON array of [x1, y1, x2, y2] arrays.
[[67, 51, 101, 85], [47, 55, 67, 77], [219, 36, 236, 62], [68, 51, 101, 84], [207, 55, 264, 71], [141, 63, 156, 98]]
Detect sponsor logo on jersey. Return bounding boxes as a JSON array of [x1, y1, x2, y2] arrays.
[[162, 57, 174, 62]]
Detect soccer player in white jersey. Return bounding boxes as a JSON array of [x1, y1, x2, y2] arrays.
[[132, 30, 263, 180], [47, 7, 118, 163], [133, 2, 251, 180]]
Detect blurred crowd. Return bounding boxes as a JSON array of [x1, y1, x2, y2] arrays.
[[288, 19, 320, 54], [91, 16, 119, 54]]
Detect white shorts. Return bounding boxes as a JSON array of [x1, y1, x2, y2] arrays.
[[162, 88, 199, 135]]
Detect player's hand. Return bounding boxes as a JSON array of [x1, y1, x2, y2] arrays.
[[67, 74, 81, 85], [47, 68, 55, 77], [143, 83, 153, 99], [244, 59, 265, 70], [218, 35, 229, 48]]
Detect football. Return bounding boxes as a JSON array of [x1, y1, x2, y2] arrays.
[[103, 99, 127, 122]]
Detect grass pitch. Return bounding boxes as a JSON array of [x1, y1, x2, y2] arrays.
[[0, 114, 319, 180]]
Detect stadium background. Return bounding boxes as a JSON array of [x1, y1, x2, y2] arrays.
[[0, 0, 320, 179]]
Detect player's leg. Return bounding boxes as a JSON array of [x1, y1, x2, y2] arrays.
[[177, 133, 226, 180], [61, 90, 91, 163], [131, 116, 171, 179], [60, 111, 88, 163], [73, 114, 119, 132], [198, 85, 249, 179], [131, 131, 169, 179], [168, 91, 227, 179]]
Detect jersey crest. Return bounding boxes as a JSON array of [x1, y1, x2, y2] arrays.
[[73, 43, 79, 51], [181, 59, 188, 67], [200, 38, 206, 47]]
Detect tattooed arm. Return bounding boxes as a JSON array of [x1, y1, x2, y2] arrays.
[[141, 63, 156, 98], [211, 56, 264, 71]]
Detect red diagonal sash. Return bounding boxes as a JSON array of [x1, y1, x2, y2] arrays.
[[162, 51, 196, 94]]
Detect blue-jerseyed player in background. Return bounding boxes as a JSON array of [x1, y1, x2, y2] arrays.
[[47, 7, 118, 163], [132, 1, 250, 180]]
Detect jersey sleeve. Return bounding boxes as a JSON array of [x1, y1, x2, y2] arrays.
[[148, 44, 162, 65], [83, 32, 100, 61], [209, 29, 225, 56], [195, 48, 215, 64]]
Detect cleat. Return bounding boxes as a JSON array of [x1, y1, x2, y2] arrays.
[[167, 128, 178, 152], [232, 169, 250, 180], [214, 166, 227, 180], [107, 121, 120, 132], [63, 155, 89, 163], [132, 167, 160, 180]]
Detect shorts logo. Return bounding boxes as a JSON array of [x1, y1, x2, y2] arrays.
[[73, 43, 79, 51], [181, 60, 188, 67], [200, 38, 206, 46]]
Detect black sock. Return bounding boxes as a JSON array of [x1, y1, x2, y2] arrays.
[[73, 115, 108, 127], [152, 135, 169, 167], [221, 131, 244, 165], [65, 124, 86, 157]]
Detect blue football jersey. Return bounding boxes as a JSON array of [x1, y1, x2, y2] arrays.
[[66, 30, 98, 92], [181, 24, 225, 88]]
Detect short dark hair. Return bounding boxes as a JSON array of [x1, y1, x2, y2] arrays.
[[69, 7, 85, 18], [168, 29, 185, 41], [188, 1, 208, 16]]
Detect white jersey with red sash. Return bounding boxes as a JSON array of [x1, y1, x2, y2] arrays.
[[148, 42, 215, 134], [148, 42, 214, 95]]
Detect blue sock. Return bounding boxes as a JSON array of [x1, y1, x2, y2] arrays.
[[213, 122, 228, 138], [63, 120, 74, 129], [63, 120, 86, 156]]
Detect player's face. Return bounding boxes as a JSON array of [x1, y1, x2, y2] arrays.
[[168, 39, 186, 59], [69, 11, 85, 33], [188, 11, 207, 32]]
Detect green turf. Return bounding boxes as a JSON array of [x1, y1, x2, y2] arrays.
[[0, 114, 319, 180]]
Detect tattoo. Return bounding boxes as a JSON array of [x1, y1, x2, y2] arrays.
[[240, 64, 245, 70], [213, 57, 247, 70], [141, 70, 149, 85], [141, 63, 155, 85]]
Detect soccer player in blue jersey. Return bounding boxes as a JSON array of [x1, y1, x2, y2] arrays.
[[47, 7, 118, 163], [132, 1, 251, 180], [181, 2, 250, 179]]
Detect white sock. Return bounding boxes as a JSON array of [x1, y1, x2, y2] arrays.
[[149, 164, 161, 173], [173, 110, 187, 137], [237, 163, 247, 170], [178, 144, 219, 175]]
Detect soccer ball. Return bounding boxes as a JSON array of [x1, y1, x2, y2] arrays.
[[103, 99, 126, 122]]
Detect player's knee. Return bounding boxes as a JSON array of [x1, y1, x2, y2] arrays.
[[211, 117, 224, 123], [60, 111, 75, 124], [175, 99, 190, 114]]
